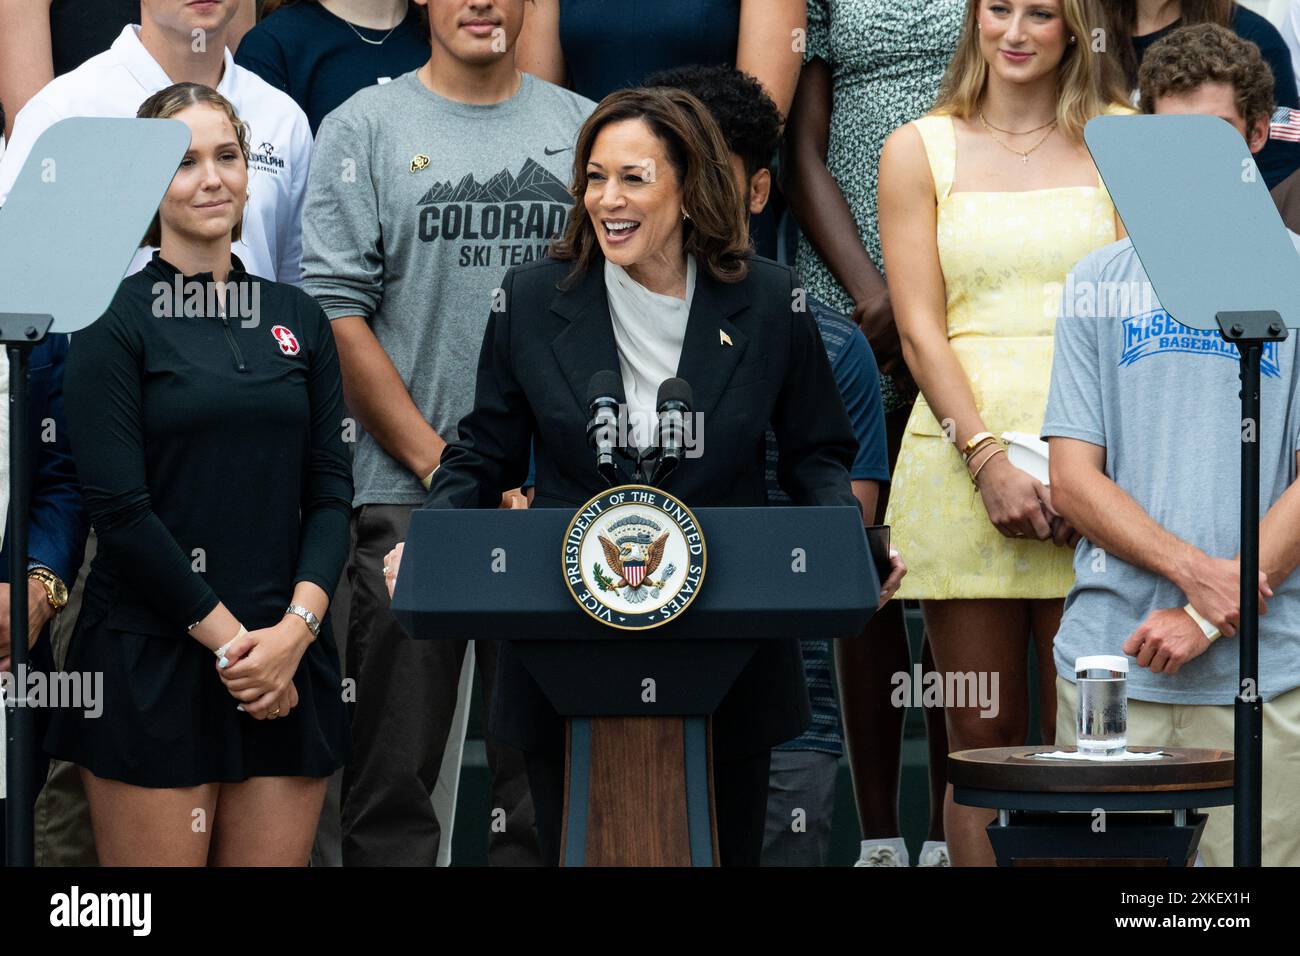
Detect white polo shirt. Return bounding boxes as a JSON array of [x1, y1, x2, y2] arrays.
[[0, 25, 311, 284]]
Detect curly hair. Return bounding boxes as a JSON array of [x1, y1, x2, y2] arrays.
[[136, 83, 252, 247], [642, 65, 782, 180], [1138, 23, 1274, 130], [549, 86, 752, 286]]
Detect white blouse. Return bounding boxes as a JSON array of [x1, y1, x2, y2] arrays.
[[604, 254, 697, 450]]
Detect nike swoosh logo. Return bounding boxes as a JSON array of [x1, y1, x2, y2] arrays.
[[543, 146, 571, 156]]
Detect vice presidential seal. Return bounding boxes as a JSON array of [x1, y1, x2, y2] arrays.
[[563, 484, 706, 630]]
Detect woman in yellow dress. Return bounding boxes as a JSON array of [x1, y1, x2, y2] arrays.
[[878, 0, 1128, 865]]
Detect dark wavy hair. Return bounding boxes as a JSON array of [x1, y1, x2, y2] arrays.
[[643, 65, 782, 180], [549, 86, 752, 286]]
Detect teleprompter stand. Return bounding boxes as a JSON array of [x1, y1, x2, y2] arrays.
[[1215, 310, 1286, 865], [0, 117, 188, 865], [1086, 114, 1300, 865]]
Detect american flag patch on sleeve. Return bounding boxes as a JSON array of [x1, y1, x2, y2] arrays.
[[1271, 107, 1300, 143]]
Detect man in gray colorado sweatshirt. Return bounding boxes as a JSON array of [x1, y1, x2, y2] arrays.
[[301, 0, 593, 866]]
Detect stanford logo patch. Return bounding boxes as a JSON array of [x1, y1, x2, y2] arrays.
[[271, 325, 300, 356]]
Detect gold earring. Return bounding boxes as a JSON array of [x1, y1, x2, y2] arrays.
[[682, 210, 691, 222]]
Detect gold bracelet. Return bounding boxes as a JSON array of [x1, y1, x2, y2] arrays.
[[965, 440, 1002, 474], [962, 431, 996, 458], [962, 435, 1001, 464], [970, 447, 1006, 488]]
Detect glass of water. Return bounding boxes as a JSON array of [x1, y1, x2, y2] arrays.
[[1075, 655, 1128, 756]]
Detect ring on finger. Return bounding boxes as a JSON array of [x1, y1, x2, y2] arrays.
[[268, 707, 281, 719]]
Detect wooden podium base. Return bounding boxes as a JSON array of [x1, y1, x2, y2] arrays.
[[560, 716, 719, 866]]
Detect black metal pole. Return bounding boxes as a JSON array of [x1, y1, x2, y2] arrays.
[[1234, 338, 1263, 867], [1217, 311, 1283, 868], [4, 340, 32, 866]]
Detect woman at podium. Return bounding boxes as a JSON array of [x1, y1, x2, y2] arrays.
[[386, 86, 861, 866], [45, 84, 352, 865]]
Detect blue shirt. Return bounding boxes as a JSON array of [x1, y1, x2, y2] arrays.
[[1043, 237, 1300, 702], [557, 0, 740, 103], [769, 297, 888, 753], [234, 2, 429, 134]]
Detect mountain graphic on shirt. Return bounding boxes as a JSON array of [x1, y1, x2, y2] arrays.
[[417, 158, 572, 205]]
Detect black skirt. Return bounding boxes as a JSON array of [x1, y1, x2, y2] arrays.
[[44, 585, 349, 788]]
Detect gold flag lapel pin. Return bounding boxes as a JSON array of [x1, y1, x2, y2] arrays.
[[719, 329, 733, 346]]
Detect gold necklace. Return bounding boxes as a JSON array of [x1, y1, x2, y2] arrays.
[[977, 111, 1056, 135], [978, 110, 1057, 164]]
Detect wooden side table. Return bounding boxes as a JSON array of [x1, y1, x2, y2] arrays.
[[949, 746, 1235, 866]]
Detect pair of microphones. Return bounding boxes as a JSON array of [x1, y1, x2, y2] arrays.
[[586, 370, 692, 487]]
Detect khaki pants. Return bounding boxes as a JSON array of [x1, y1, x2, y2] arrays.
[[1056, 675, 1300, 866]]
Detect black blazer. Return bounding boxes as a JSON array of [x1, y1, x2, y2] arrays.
[[425, 253, 858, 758]]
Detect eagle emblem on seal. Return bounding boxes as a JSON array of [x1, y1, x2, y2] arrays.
[[595, 514, 676, 604]]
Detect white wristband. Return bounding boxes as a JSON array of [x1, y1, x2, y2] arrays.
[[1183, 603, 1221, 643], [215, 625, 247, 658]]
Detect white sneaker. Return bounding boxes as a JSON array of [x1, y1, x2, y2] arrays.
[[853, 838, 909, 867], [917, 841, 950, 867]]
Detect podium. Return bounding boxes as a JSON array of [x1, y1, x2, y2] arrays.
[[392, 504, 877, 866]]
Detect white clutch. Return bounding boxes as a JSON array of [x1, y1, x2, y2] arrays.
[[1000, 431, 1050, 485]]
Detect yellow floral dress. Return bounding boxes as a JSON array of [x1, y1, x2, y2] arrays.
[[885, 113, 1119, 599]]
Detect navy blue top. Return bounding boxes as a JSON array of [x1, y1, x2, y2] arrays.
[[234, 1, 429, 133], [557, 0, 778, 257], [49, 0, 138, 76], [0, 334, 88, 592], [558, 0, 741, 102], [767, 296, 887, 755], [1133, 4, 1300, 189]]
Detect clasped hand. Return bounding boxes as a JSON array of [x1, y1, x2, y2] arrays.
[[976, 454, 1079, 547], [1124, 555, 1272, 675], [0, 580, 55, 673], [215, 618, 313, 720]]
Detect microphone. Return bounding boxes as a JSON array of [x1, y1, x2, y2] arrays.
[[586, 370, 624, 487], [651, 377, 693, 485]]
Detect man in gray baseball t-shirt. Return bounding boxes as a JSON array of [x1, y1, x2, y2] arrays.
[[301, 0, 593, 866], [1042, 23, 1300, 867]]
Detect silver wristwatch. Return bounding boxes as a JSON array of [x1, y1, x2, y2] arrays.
[[285, 604, 322, 638]]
